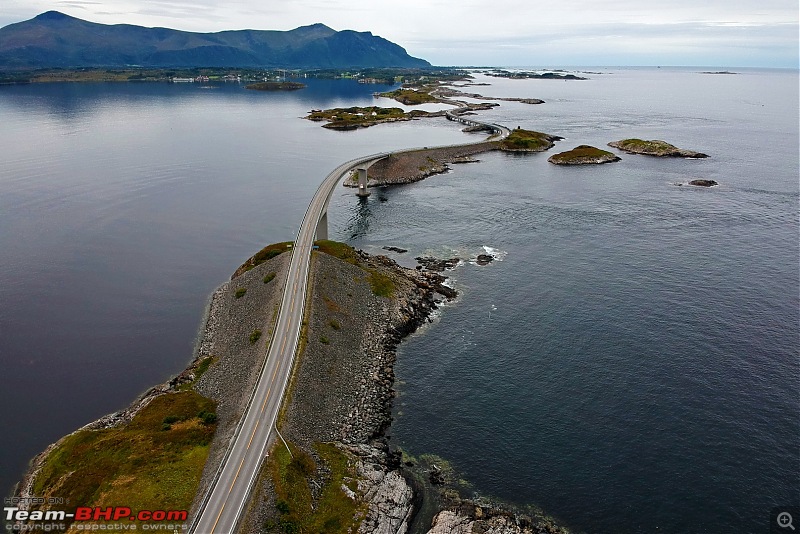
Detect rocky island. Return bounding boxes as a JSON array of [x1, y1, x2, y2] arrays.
[[608, 139, 708, 158], [499, 128, 563, 152], [306, 106, 435, 130], [486, 69, 587, 81], [687, 179, 719, 187], [548, 145, 621, 165]]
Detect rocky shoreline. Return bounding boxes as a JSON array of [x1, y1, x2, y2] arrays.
[[236, 246, 569, 534], [13, 242, 569, 534]]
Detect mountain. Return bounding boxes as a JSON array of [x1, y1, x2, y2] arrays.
[[0, 11, 430, 69]]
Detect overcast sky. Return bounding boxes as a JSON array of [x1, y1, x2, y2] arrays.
[[2, 0, 797, 67]]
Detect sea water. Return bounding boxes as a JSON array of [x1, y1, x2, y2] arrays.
[[1, 68, 797, 533]]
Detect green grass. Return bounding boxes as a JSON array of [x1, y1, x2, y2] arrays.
[[234, 241, 293, 278], [266, 441, 364, 534], [306, 106, 414, 129], [379, 88, 439, 105], [612, 139, 677, 152], [194, 355, 216, 380], [368, 270, 395, 298], [498, 129, 556, 151], [30, 391, 216, 529], [235, 287, 248, 299], [315, 241, 395, 297], [263, 272, 277, 284], [314, 240, 359, 265], [549, 145, 616, 163], [250, 329, 263, 344]]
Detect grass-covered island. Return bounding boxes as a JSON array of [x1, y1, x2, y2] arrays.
[[548, 145, 621, 165], [608, 139, 708, 158], [245, 81, 306, 91], [378, 88, 440, 105], [306, 106, 434, 130], [498, 128, 563, 152]]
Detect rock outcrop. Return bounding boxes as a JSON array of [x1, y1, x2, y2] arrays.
[[688, 179, 718, 187], [608, 139, 708, 158], [548, 145, 621, 165]]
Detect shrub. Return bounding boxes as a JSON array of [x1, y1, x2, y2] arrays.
[[235, 287, 247, 299], [198, 410, 217, 425], [263, 272, 276, 284], [328, 319, 341, 330], [249, 329, 262, 344]]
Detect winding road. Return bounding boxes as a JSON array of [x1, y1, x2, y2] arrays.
[[189, 107, 510, 534]]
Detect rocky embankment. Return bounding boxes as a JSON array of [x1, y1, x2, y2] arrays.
[[345, 143, 498, 187], [188, 252, 292, 512], [240, 248, 457, 533], [235, 245, 569, 534]]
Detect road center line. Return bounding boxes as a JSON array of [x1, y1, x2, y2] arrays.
[[230, 457, 246, 492], [247, 419, 261, 449], [209, 502, 226, 534]]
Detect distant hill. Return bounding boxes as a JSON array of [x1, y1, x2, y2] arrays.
[[0, 11, 431, 69]]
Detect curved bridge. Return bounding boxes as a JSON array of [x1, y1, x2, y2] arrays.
[[190, 107, 510, 534]]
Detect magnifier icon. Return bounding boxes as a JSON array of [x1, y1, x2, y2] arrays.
[[778, 512, 795, 530]]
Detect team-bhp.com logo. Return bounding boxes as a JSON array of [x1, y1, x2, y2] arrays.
[[5, 507, 188, 531]]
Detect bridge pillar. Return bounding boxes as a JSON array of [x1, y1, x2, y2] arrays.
[[316, 211, 328, 241], [356, 167, 370, 197]]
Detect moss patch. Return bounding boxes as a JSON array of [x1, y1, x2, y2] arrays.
[[368, 270, 395, 298], [315, 240, 359, 265], [306, 106, 427, 129], [379, 88, 439, 105], [233, 241, 293, 279], [608, 139, 708, 158], [266, 441, 364, 534], [548, 145, 621, 165], [498, 129, 561, 152], [30, 391, 216, 529]]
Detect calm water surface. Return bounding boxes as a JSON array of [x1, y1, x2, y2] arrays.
[[1, 69, 798, 533]]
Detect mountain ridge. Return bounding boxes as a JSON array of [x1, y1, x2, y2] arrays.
[[0, 11, 430, 69]]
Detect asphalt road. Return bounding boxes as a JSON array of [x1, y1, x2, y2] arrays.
[[190, 119, 509, 534]]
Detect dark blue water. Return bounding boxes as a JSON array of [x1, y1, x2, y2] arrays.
[[0, 78, 466, 501], [1, 70, 797, 534], [330, 69, 800, 533]]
